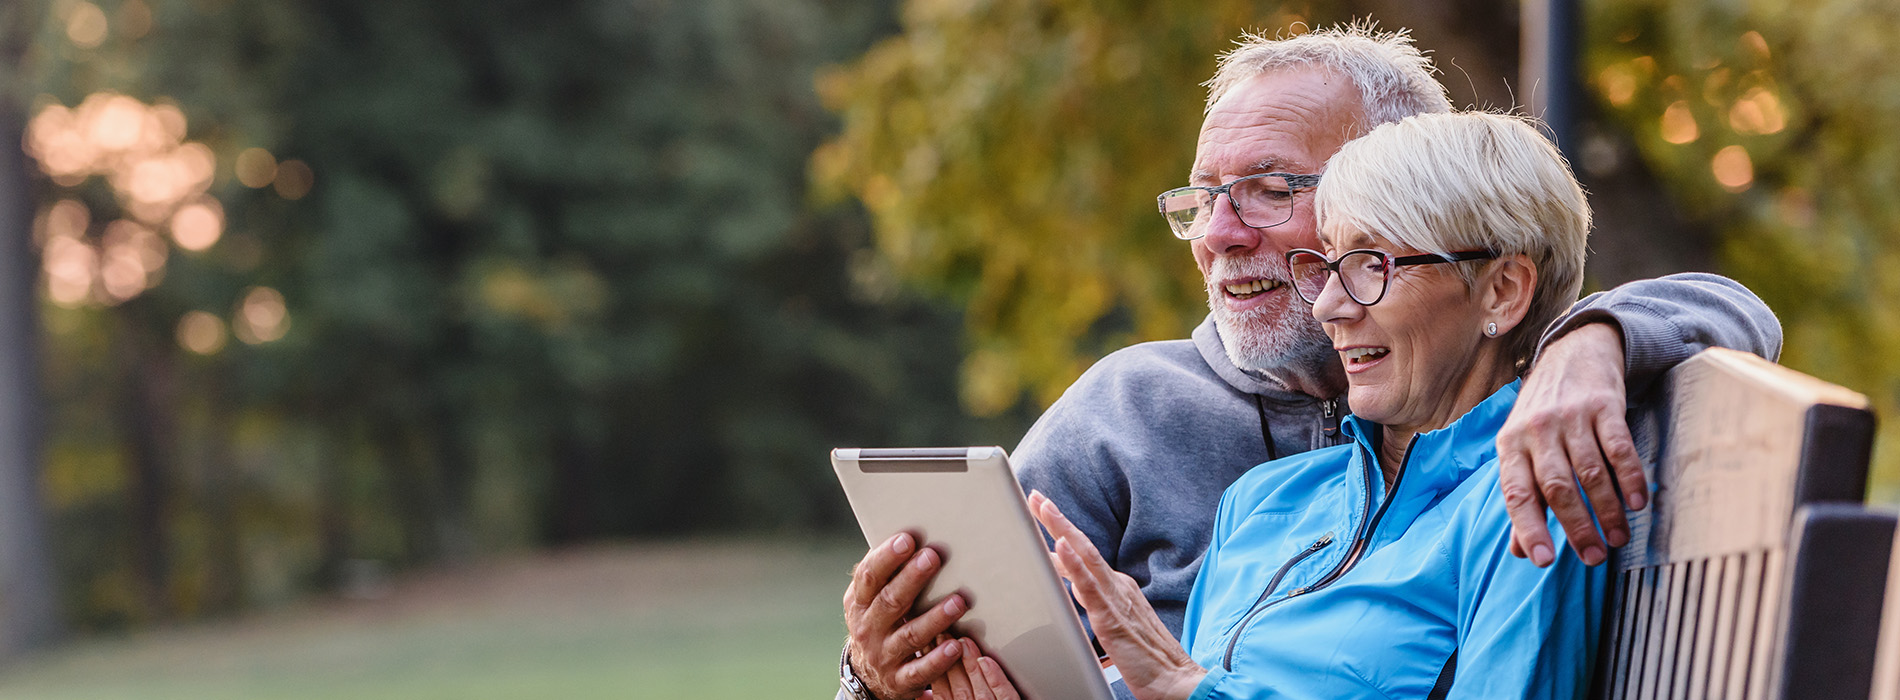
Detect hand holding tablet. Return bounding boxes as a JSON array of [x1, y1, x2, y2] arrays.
[[832, 447, 1115, 700]]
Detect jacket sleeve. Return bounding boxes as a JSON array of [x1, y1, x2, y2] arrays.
[[1448, 471, 1609, 700], [1534, 272, 1783, 395]]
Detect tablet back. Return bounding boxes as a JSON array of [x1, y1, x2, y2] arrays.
[[833, 447, 1114, 700]]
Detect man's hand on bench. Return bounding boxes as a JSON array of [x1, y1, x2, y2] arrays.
[[1498, 322, 1649, 568]]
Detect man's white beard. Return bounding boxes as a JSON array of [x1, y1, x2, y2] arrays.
[[1205, 255, 1335, 376]]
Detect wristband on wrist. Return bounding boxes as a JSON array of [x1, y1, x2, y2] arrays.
[[840, 643, 882, 700]]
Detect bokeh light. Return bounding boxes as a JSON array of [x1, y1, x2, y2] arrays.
[[169, 199, 224, 251], [235, 148, 278, 188], [1712, 145, 1754, 191], [99, 220, 166, 302], [42, 237, 96, 308], [34, 199, 90, 248], [1599, 65, 1637, 107], [1740, 31, 1771, 61], [65, 2, 108, 49], [273, 159, 315, 200], [22, 93, 228, 306], [234, 287, 289, 344], [1728, 88, 1786, 135], [1661, 101, 1699, 144], [175, 311, 227, 355], [117, 0, 154, 40]]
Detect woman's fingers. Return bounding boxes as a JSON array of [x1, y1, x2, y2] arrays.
[[977, 657, 1021, 700], [1054, 537, 1105, 602], [1030, 492, 1115, 580], [942, 644, 976, 700], [958, 639, 996, 700], [893, 638, 968, 692]]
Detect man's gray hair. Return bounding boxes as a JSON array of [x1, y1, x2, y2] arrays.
[[1204, 24, 1453, 133]]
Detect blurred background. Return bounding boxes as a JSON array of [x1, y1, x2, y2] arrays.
[[0, 0, 1894, 697]]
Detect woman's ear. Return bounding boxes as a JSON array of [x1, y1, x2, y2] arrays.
[[1481, 253, 1538, 337]]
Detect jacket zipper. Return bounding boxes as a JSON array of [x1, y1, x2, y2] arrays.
[[1321, 398, 1341, 437], [1220, 434, 1419, 671], [1220, 532, 1334, 668]]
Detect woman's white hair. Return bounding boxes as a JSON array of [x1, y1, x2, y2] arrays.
[[1205, 23, 1453, 131], [1314, 112, 1591, 368]]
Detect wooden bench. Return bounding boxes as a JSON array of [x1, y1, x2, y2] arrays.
[[1589, 347, 1886, 700]]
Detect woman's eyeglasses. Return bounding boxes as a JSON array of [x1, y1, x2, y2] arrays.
[[1284, 248, 1498, 306]]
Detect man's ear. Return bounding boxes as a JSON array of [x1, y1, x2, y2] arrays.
[[1482, 253, 1538, 337]]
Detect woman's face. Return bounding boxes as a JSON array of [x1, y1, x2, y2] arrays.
[[1309, 227, 1497, 433]]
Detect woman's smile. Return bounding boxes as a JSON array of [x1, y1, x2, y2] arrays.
[[1337, 345, 1390, 374]]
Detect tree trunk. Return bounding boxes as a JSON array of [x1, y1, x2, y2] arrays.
[[200, 369, 244, 614], [114, 308, 177, 620], [314, 422, 351, 590], [0, 77, 64, 659]]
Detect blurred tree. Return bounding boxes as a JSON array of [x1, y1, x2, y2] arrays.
[[814, 1, 1311, 415], [1580, 0, 1900, 496], [16, 0, 1012, 628]]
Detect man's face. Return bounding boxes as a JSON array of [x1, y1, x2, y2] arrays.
[[1190, 68, 1364, 375]]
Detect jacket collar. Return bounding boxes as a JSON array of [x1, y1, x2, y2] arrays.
[[1338, 380, 1522, 491]]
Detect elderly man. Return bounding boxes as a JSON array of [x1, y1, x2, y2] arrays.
[[837, 26, 1779, 700]]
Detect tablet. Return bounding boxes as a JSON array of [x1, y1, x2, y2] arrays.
[[832, 447, 1115, 700]]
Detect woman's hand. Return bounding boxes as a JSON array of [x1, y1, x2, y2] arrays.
[[1028, 491, 1207, 700], [926, 637, 1021, 700]]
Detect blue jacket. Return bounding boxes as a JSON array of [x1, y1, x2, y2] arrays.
[[1180, 381, 1607, 699]]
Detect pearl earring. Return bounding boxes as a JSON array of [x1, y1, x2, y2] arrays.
[[1485, 322, 1498, 337]]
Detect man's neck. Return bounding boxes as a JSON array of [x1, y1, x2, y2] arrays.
[[1249, 358, 1346, 401]]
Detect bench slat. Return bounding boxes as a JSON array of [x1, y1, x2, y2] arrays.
[[1684, 556, 1722, 698], [1641, 563, 1675, 700], [1745, 549, 1786, 700], [1668, 558, 1704, 699]]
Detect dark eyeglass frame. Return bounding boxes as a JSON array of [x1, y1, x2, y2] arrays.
[[1156, 172, 1324, 240], [1283, 248, 1499, 306]]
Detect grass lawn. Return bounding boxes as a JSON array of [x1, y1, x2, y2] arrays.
[[0, 538, 865, 700]]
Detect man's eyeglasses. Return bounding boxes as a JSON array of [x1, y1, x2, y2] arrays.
[[1157, 172, 1323, 240], [1284, 248, 1498, 306]]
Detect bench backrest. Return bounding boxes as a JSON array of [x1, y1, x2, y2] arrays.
[[1590, 347, 1884, 700]]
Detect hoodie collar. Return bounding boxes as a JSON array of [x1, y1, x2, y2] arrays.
[[1191, 315, 1328, 403]]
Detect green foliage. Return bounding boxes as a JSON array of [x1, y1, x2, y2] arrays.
[[16, 0, 1013, 628], [814, 0, 1329, 414], [1581, 0, 1900, 497]]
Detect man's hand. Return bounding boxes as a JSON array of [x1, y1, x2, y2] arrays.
[[1029, 491, 1205, 700], [844, 533, 970, 699], [1497, 322, 1648, 568]]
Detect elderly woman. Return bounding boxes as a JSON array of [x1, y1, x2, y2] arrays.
[[937, 111, 1607, 700]]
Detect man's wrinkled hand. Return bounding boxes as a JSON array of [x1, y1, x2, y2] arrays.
[[1497, 322, 1648, 568], [844, 533, 970, 699]]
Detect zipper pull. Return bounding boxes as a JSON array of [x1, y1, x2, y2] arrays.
[[1322, 398, 1341, 437]]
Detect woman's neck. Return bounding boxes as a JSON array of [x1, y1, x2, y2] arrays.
[[1374, 357, 1518, 488]]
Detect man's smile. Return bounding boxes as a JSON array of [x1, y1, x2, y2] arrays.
[[1223, 277, 1286, 300]]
